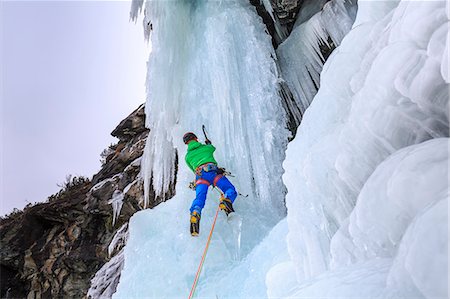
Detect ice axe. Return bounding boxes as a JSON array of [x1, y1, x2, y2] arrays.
[[202, 125, 211, 145]]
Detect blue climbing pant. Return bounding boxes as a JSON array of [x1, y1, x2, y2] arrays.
[[190, 169, 237, 214]]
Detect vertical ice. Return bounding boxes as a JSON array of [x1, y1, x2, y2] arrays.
[[275, 0, 448, 297], [115, 0, 289, 297], [108, 190, 124, 227], [138, 0, 289, 214], [277, 0, 357, 122], [110, 0, 448, 297]]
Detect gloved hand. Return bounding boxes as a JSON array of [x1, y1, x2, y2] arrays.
[[188, 181, 196, 190], [205, 139, 212, 145]]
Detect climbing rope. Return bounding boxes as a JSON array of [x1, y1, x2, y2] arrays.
[[188, 204, 221, 299]]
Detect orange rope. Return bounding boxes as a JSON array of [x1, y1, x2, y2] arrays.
[[188, 204, 221, 299]]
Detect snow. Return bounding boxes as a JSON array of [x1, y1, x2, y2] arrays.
[[90, 174, 121, 193], [107, 0, 448, 298], [89, 224, 129, 298], [260, 0, 289, 43], [108, 223, 129, 257]]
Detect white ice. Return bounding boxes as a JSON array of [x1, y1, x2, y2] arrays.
[[277, 0, 357, 123], [114, 0, 289, 297], [108, 190, 124, 227], [274, 0, 448, 297], [107, 0, 448, 298], [89, 224, 129, 299]]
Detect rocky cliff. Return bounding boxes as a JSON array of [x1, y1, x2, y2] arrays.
[[251, 0, 334, 46], [0, 105, 174, 299]]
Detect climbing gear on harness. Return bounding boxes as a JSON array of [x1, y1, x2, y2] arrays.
[[219, 197, 235, 216], [183, 132, 198, 144], [190, 211, 201, 236], [217, 167, 234, 177], [188, 167, 237, 191], [188, 204, 221, 299], [195, 162, 218, 175]]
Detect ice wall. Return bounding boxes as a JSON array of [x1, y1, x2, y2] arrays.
[[277, 0, 357, 124], [137, 0, 289, 215], [114, 0, 448, 298], [274, 0, 448, 297], [114, 0, 289, 297]]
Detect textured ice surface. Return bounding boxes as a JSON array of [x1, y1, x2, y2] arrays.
[[113, 0, 448, 298], [115, 0, 289, 297], [276, 0, 448, 298], [89, 224, 129, 298], [277, 0, 357, 123], [138, 0, 289, 211], [108, 190, 124, 227], [278, 139, 449, 298], [88, 250, 125, 299], [108, 223, 129, 257]]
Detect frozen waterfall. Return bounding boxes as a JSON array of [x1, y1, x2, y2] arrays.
[[105, 0, 448, 298], [114, 0, 290, 297], [273, 0, 448, 297]]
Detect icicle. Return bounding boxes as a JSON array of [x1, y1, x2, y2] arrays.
[[88, 249, 125, 299], [130, 0, 144, 22], [108, 223, 129, 257], [115, 0, 290, 296], [277, 0, 357, 123], [260, 0, 289, 43], [108, 190, 124, 226]]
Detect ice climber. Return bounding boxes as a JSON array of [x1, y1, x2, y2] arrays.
[[183, 132, 237, 236]]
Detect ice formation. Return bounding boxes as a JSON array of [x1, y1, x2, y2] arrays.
[[274, 0, 448, 297], [108, 190, 124, 227], [259, 0, 289, 43], [89, 224, 129, 298], [88, 250, 125, 299], [107, 0, 448, 298], [277, 0, 357, 122], [137, 0, 289, 211], [114, 0, 289, 297]]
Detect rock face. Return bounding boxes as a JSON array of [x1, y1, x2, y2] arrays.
[[251, 0, 333, 46], [0, 104, 172, 299]]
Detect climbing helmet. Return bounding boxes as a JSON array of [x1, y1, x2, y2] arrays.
[[183, 132, 197, 144]]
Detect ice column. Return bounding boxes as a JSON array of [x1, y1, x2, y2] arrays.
[[138, 0, 289, 216]]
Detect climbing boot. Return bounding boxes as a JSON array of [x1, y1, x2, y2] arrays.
[[219, 197, 235, 216], [190, 211, 201, 236]]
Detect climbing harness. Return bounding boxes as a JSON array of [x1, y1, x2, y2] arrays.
[[188, 202, 221, 299], [195, 163, 218, 175], [188, 173, 248, 198]]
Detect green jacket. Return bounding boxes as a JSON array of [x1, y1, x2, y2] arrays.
[[185, 141, 217, 173]]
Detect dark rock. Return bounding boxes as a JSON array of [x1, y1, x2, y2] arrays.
[[92, 130, 149, 185], [250, 0, 308, 46], [111, 104, 147, 142], [0, 103, 173, 299]]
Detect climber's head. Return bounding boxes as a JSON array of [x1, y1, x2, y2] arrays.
[[183, 132, 197, 144]]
